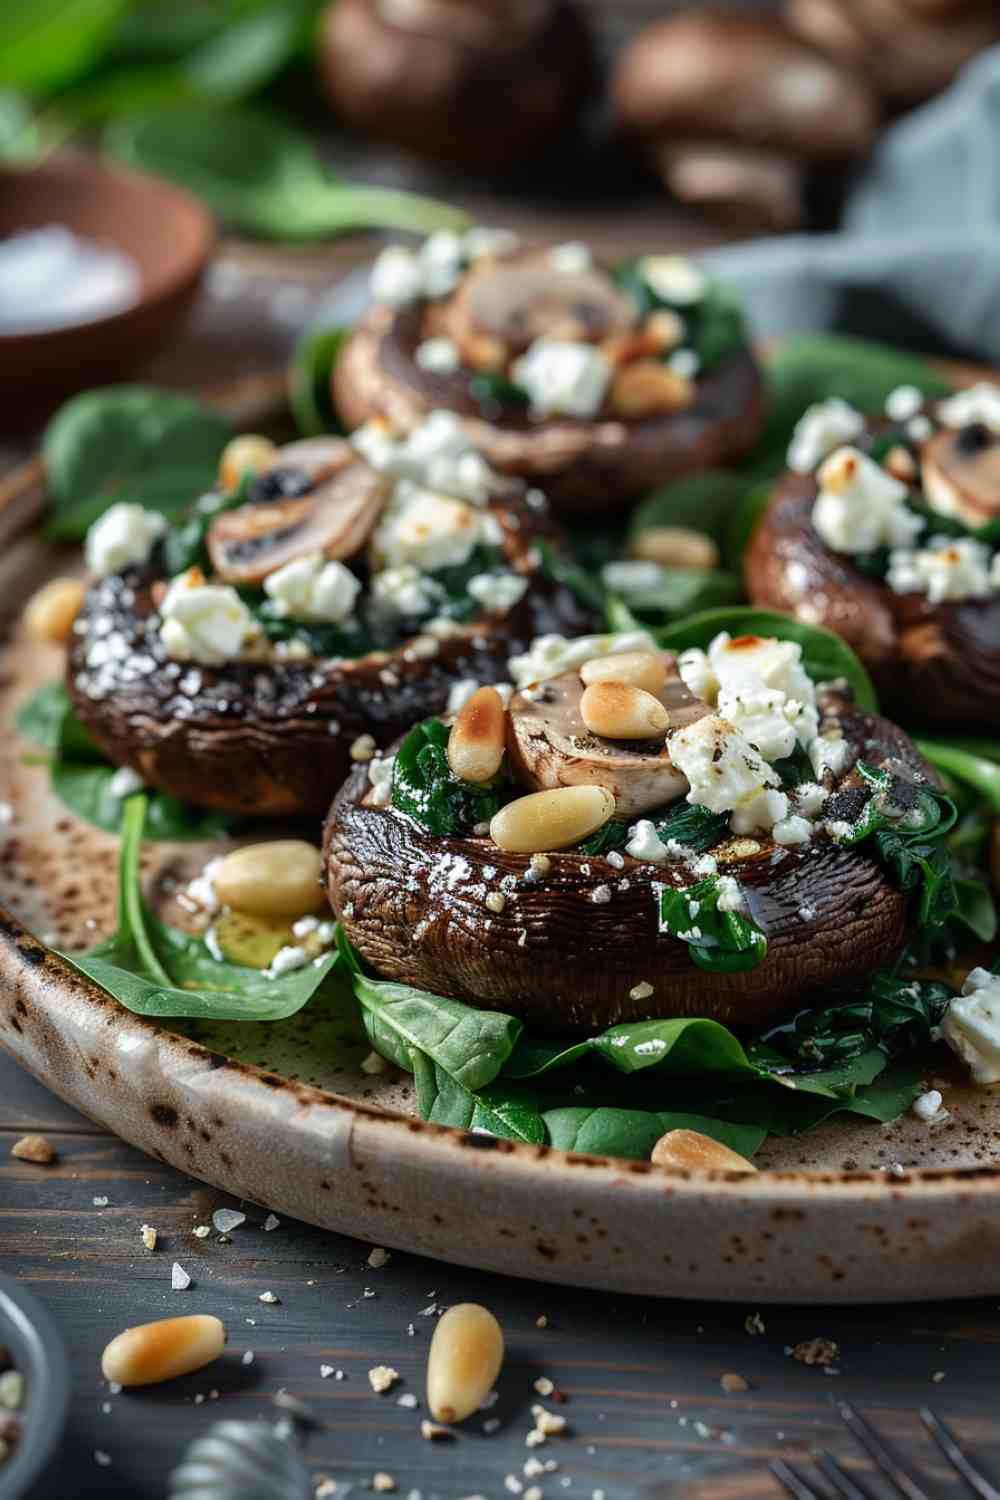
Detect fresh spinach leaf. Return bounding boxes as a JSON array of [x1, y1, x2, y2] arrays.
[[576, 821, 630, 857], [657, 606, 879, 712], [336, 928, 521, 1090], [626, 470, 751, 564], [289, 324, 347, 438], [14, 680, 69, 752], [659, 877, 768, 973], [653, 803, 729, 854], [542, 1107, 765, 1161], [412, 1052, 545, 1144], [390, 718, 501, 837], [106, 104, 468, 240], [752, 973, 954, 1068], [0, 0, 128, 94], [606, 563, 744, 622], [43, 385, 230, 541], [58, 796, 337, 1020]]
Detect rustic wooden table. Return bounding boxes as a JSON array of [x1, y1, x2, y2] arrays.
[[2, 222, 999, 1499]]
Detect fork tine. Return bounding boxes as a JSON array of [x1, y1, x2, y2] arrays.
[[815, 1450, 877, 1500], [770, 1458, 829, 1500], [837, 1400, 932, 1500], [920, 1408, 1000, 1500]]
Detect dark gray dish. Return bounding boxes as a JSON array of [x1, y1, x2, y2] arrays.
[[0, 1274, 70, 1500]]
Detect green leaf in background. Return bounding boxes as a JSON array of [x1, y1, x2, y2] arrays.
[[0, 90, 40, 160], [916, 739, 1000, 815], [16, 682, 234, 841], [43, 385, 230, 541], [604, 561, 744, 621], [657, 606, 879, 713], [289, 323, 347, 438], [58, 796, 338, 1020], [0, 0, 129, 94], [627, 471, 750, 557], [105, 104, 468, 240]]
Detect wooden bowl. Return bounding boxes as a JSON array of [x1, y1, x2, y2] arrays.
[[0, 152, 214, 431]]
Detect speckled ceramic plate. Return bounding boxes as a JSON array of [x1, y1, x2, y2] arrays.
[[2, 385, 1000, 1305]]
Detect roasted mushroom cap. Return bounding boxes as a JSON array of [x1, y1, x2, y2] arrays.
[[208, 440, 390, 584], [317, 0, 593, 172], [610, 10, 879, 231], [745, 456, 1000, 730], [334, 247, 766, 516], [67, 487, 595, 818], [324, 690, 919, 1030], [506, 656, 706, 819]]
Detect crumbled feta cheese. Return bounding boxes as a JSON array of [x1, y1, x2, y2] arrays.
[[811, 446, 921, 554], [415, 337, 461, 375], [679, 632, 819, 762], [787, 399, 865, 473], [467, 571, 529, 613], [511, 339, 610, 419], [508, 630, 657, 688], [171, 1262, 191, 1291], [885, 385, 924, 422], [85, 502, 166, 577], [941, 968, 1000, 1084], [638, 254, 706, 306], [268, 945, 308, 977], [418, 230, 464, 297], [591, 884, 612, 904], [353, 410, 500, 505], [886, 536, 994, 604], [263, 552, 361, 623], [716, 875, 745, 913], [936, 382, 1000, 435], [771, 814, 813, 846], [730, 786, 789, 835], [158, 571, 256, 665], [547, 241, 591, 274], [623, 820, 666, 863], [372, 484, 481, 572], [667, 348, 701, 380], [108, 765, 144, 800], [912, 1089, 945, 1121], [809, 728, 850, 779], [793, 782, 828, 818], [368, 756, 395, 807], [669, 715, 781, 817], [370, 244, 422, 307], [370, 563, 438, 618]]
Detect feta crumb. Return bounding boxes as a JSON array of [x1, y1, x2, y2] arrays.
[[715, 875, 746, 913], [361, 1049, 390, 1075], [509, 629, 657, 688], [467, 571, 529, 614], [771, 815, 814, 846], [548, 241, 591, 273], [630, 980, 654, 1001], [486, 891, 506, 914], [936, 381, 1000, 435], [351, 734, 377, 762], [887, 536, 994, 604], [140, 1224, 157, 1251], [258, 1290, 279, 1304], [511, 339, 610, 419], [267, 945, 308, 977], [372, 1472, 397, 1492], [912, 1089, 945, 1121], [367, 1246, 391, 1269], [171, 1262, 191, 1291], [370, 245, 422, 307], [941, 968, 1000, 1084], [812, 447, 921, 554], [885, 385, 924, 422], [415, 337, 460, 375], [263, 553, 361, 624], [212, 1208, 246, 1233], [368, 755, 395, 808], [787, 399, 865, 473], [638, 254, 706, 306], [668, 347, 701, 380], [159, 570, 256, 665], [193, 1224, 211, 1239], [85, 502, 166, 577], [372, 484, 481, 572], [369, 1365, 399, 1394], [108, 765, 144, 800], [591, 884, 612, 904], [670, 714, 781, 817]]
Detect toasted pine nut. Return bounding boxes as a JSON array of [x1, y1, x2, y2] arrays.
[[219, 434, 277, 492], [426, 1303, 504, 1424], [490, 786, 615, 854], [11, 1134, 56, 1164], [23, 576, 86, 644], [447, 687, 505, 784], [610, 361, 693, 419], [213, 840, 325, 919], [580, 681, 670, 740], [101, 1315, 225, 1387], [580, 650, 667, 694], [630, 526, 720, 571], [650, 1129, 757, 1173]]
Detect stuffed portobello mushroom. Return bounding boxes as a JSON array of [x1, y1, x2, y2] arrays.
[[334, 231, 766, 516], [745, 382, 1000, 728], [67, 420, 595, 818], [325, 625, 954, 1030]]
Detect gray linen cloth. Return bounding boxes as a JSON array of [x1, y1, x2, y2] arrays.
[[701, 45, 1000, 363]]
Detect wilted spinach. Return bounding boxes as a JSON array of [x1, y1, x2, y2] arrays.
[[659, 877, 768, 974], [390, 719, 501, 836]]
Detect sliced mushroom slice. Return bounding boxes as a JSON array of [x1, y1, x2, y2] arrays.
[[506, 654, 709, 819], [208, 444, 390, 585], [920, 424, 1000, 530], [441, 250, 638, 366]]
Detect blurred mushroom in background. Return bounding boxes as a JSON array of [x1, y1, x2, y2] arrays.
[[316, 0, 594, 173], [787, 0, 1000, 106], [610, 9, 880, 231]]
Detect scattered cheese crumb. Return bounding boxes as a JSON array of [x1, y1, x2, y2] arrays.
[[421, 1420, 453, 1441], [93, 1196, 109, 1208], [264, 1213, 280, 1232], [140, 1224, 157, 1251], [367, 1246, 391, 1269], [372, 1473, 397, 1492], [242, 1351, 255, 1366], [193, 1225, 211, 1239], [368, 1365, 400, 1394], [351, 734, 377, 762], [533, 1377, 554, 1397], [94, 1450, 112, 1468], [258, 1290, 280, 1304], [171, 1263, 191, 1291], [212, 1208, 246, 1234], [361, 1050, 390, 1075], [397, 1392, 419, 1409]]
